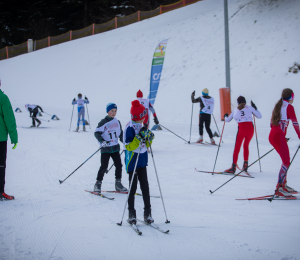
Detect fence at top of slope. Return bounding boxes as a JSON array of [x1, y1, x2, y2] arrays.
[[0, 0, 201, 61]]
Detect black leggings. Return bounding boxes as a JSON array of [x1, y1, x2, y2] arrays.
[[0, 141, 7, 193], [199, 113, 213, 138], [97, 152, 122, 181], [32, 108, 41, 126], [128, 167, 151, 210]]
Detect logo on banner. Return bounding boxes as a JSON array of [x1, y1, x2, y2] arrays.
[[153, 73, 161, 81]]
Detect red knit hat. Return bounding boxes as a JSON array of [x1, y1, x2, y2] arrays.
[[130, 100, 146, 121], [136, 90, 143, 98]]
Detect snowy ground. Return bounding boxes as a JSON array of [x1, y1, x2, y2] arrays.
[[1, 0, 300, 259]]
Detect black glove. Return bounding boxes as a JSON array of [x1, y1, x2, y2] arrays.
[[224, 113, 228, 118], [251, 100, 257, 110], [85, 96, 88, 100], [154, 116, 159, 125], [73, 98, 76, 102], [192, 91, 195, 97]]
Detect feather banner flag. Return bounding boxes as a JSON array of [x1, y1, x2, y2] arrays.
[[149, 39, 168, 105]]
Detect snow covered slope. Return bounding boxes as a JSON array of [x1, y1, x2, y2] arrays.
[[0, 0, 300, 259]]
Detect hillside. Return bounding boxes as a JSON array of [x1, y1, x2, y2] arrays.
[[0, 0, 300, 259]]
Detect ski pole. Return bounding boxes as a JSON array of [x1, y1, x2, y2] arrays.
[[32, 117, 50, 122], [69, 105, 75, 131], [117, 144, 142, 226], [160, 124, 189, 143], [106, 150, 124, 174], [188, 103, 194, 144], [210, 147, 277, 194], [42, 111, 52, 117], [212, 120, 226, 172], [85, 102, 91, 129], [253, 115, 261, 172], [59, 145, 105, 184], [268, 145, 300, 202], [212, 113, 223, 143], [148, 137, 170, 223]]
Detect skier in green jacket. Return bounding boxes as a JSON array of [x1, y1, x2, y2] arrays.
[[0, 81, 18, 200]]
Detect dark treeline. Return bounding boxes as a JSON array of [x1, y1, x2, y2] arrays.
[[0, 0, 175, 49]]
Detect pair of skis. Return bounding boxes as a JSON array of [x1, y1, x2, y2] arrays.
[[236, 194, 299, 201], [127, 220, 169, 235], [102, 190, 160, 198], [85, 190, 161, 200], [195, 168, 254, 178], [188, 141, 219, 147]]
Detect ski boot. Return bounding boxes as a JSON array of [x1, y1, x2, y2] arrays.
[[94, 180, 102, 193], [37, 122, 41, 127], [283, 181, 298, 194], [30, 125, 36, 128], [83, 126, 86, 132], [0, 192, 15, 201], [210, 138, 215, 145], [275, 183, 293, 197], [225, 163, 236, 174], [144, 208, 154, 224], [242, 161, 248, 172], [115, 178, 127, 192], [196, 135, 203, 143], [75, 126, 79, 132], [127, 209, 137, 225]]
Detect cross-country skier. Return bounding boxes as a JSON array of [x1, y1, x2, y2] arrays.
[[136, 90, 159, 127], [269, 88, 300, 196], [191, 88, 215, 144], [72, 93, 89, 132], [123, 100, 155, 225], [0, 82, 18, 201], [94, 103, 127, 193], [25, 104, 44, 127], [224, 96, 262, 174]]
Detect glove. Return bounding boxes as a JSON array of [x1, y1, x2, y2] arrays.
[[192, 91, 195, 96], [251, 100, 257, 110], [224, 113, 228, 118], [147, 130, 155, 141], [136, 134, 144, 142], [154, 116, 159, 125], [85, 96, 88, 100], [12, 143, 17, 150], [73, 98, 76, 102], [101, 140, 110, 146]]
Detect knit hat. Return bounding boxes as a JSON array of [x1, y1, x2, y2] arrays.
[[106, 103, 117, 113], [136, 90, 143, 98], [237, 96, 246, 104], [78, 93, 82, 98], [202, 88, 209, 96], [130, 100, 146, 121]]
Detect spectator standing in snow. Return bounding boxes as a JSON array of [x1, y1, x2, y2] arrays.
[[224, 96, 262, 174], [191, 88, 215, 144], [94, 103, 127, 193], [0, 81, 18, 200], [25, 104, 44, 127], [72, 93, 89, 132], [269, 88, 300, 196]]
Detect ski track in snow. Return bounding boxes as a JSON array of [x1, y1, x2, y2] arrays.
[[1, 0, 300, 259]]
